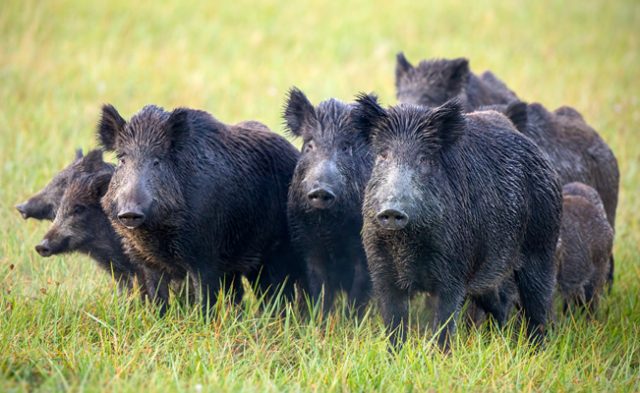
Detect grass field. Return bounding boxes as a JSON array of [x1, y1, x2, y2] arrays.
[[1, 0, 639, 391]]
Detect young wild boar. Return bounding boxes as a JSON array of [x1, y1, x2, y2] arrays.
[[16, 149, 112, 220], [284, 87, 372, 314], [97, 104, 306, 311], [555, 182, 613, 314], [34, 169, 144, 294], [478, 102, 620, 286], [395, 52, 518, 111], [353, 96, 562, 350]]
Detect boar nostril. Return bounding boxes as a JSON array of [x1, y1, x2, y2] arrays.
[[376, 209, 409, 230], [307, 188, 336, 209], [117, 211, 146, 229], [15, 203, 29, 219], [35, 241, 52, 257]]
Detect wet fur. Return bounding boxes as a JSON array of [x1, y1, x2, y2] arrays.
[[353, 96, 561, 349], [555, 182, 613, 314], [99, 104, 306, 310], [395, 53, 518, 111], [284, 88, 372, 314]]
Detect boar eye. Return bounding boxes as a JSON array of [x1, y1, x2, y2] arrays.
[[341, 143, 352, 155], [380, 150, 389, 160], [153, 158, 160, 167], [418, 154, 428, 165], [117, 154, 126, 166], [73, 205, 86, 215]]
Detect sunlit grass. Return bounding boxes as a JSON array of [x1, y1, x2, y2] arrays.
[[1, 0, 639, 391]]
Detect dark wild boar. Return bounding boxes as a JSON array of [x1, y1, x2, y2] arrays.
[[284, 87, 372, 314], [353, 96, 561, 350], [35, 169, 145, 293], [479, 102, 619, 286], [395, 53, 518, 111], [16, 149, 112, 220], [555, 182, 613, 314], [97, 104, 306, 311]]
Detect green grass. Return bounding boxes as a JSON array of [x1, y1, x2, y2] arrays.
[[1, 0, 639, 391]]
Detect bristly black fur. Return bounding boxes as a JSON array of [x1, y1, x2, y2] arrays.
[[354, 95, 465, 151], [286, 88, 373, 315], [35, 158, 147, 299], [395, 52, 413, 86], [504, 101, 529, 132], [395, 53, 516, 111], [361, 98, 563, 350], [16, 149, 114, 221], [352, 93, 386, 143], [98, 104, 127, 150], [283, 87, 317, 138], [555, 182, 613, 314], [100, 103, 306, 312]]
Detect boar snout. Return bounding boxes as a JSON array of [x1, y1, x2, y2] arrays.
[[35, 239, 53, 257], [35, 233, 70, 257], [376, 208, 409, 230], [117, 209, 146, 229], [15, 202, 29, 219], [114, 178, 152, 229], [16, 199, 53, 220], [303, 158, 342, 210], [307, 187, 336, 209]]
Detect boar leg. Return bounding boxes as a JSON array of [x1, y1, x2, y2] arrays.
[[377, 281, 408, 350], [606, 255, 614, 292], [306, 251, 334, 315], [515, 251, 555, 345], [471, 288, 509, 327], [433, 287, 465, 352], [143, 267, 170, 316], [221, 273, 244, 305], [367, 244, 408, 349], [347, 256, 371, 317], [114, 270, 134, 295], [584, 281, 600, 317], [189, 268, 222, 313]]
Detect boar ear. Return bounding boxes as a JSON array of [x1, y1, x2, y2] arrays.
[[395, 52, 413, 83], [165, 108, 190, 151], [75, 148, 83, 160], [81, 149, 105, 173], [352, 92, 387, 142], [448, 58, 470, 87], [427, 99, 465, 147], [98, 104, 126, 151], [283, 87, 316, 138], [90, 172, 113, 199], [504, 101, 528, 133]]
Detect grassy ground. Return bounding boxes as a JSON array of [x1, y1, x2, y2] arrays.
[[1, 0, 639, 391]]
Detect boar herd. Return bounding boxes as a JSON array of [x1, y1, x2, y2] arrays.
[[16, 53, 619, 350]]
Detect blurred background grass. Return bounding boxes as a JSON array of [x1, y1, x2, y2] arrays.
[[1, 0, 638, 391]]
